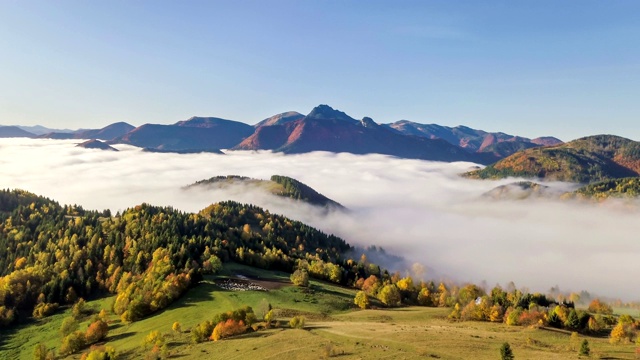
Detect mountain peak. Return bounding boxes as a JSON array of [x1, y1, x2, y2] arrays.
[[360, 117, 378, 128], [306, 105, 356, 122]]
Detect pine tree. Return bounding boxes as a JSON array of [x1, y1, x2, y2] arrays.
[[500, 342, 514, 360], [579, 339, 590, 356]]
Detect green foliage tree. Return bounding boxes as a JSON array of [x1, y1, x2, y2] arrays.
[[256, 298, 271, 320], [33, 343, 48, 360], [60, 317, 79, 337], [72, 298, 87, 319], [579, 339, 590, 356], [59, 331, 87, 356], [565, 309, 580, 330], [500, 342, 514, 360]]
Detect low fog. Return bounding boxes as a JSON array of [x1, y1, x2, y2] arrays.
[[1, 138, 639, 301]]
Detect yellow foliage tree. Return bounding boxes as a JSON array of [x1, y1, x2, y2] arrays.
[[354, 291, 370, 309]]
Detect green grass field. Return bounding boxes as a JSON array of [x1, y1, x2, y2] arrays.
[[1, 263, 638, 359]]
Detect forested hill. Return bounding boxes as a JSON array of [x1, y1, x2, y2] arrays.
[[186, 175, 344, 209], [464, 135, 640, 183], [0, 189, 354, 326], [570, 177, 640, 200]]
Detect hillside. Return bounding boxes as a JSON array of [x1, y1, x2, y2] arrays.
[[111, 117, 253, 151], [236, 105, 481, 163], [465, 135, 640, 183], [482, 181, 554, 200], [0, 126, 35, 138], [186, 175, 344, 209], [75, 139, 118, 151], [570, 177, 640, 200]]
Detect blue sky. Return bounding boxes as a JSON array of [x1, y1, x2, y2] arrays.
[[1, 1, 639, 141]]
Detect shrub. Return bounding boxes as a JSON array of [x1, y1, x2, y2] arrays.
[[60, 331, 87, 356], [500, 342, 514, 360], [289, 316, 305, 329], [290, 269, 309, 287], [579, 339, 590, 356], [211, 319, 247, 341], [354, 291, 370, 309], [172, 321, 181, 333], [60, 317, 79, 337], [32, 302, 59, 319], [85, 320, 109, 344]]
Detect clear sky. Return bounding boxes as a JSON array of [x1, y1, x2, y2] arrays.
[[1, 1, 639, 141]]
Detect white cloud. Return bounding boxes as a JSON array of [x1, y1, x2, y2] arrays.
[[2, 138, 639, 301]]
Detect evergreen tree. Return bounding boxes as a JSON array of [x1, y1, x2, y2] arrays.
[[500, 342, 514, 360], [579, 339, 590, 356]]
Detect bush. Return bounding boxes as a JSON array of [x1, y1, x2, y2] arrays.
[[60, 317, 79, 337], [172, 321, 181, 333], [289, 316, 305, 329], [211, 319, 247, 341], [354, 291, 369, 309], [579, 339, 590, 356], [32, 302, 59, 319], [85, 320, 109, 344], [80, 345, 117, 360], [290, 269, 309, 287], [60, 331, 87, 356]]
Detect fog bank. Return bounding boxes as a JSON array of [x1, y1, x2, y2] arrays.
[[1, 138, 638, 300]]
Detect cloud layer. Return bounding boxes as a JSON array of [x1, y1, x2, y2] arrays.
[[2, 138, 639, 301]]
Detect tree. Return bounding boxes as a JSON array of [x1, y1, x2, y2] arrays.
[[354, 291, 370, 309], [172, 321, 181, 333], [290, 269, 309, 287], [85, 320, 109, 344], [264, 309, 274, 328], [565, 309, 580, 330], [60, 317, 79, 337], [378, 285, 401, 307], [72, 298, 87, 319], [256, 299, 271, 320], [500, 342, 514, 360], [588, 299, 613, 314], [579, 339, 590, 356], [33, 343, 48, 360], [289, 316, 305, 329]]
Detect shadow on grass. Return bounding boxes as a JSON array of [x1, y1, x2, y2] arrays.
[[304, 325, 330, 330], [106, 332, 135, 342]]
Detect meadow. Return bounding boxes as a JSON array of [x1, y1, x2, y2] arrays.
[[1, 263, 637, 360]]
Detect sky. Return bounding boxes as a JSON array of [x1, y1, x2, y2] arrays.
[[2, 139, 640, 301], [1, 1, 640, 140]]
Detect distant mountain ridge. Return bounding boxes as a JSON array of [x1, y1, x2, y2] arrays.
[[39, 122, 135, 141], [384, 120, 563, 161], [0, 126, 35, 138]]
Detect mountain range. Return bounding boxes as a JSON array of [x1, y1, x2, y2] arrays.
[[1, 105, 562, 163]]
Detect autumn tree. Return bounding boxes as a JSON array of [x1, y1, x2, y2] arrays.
[[354, 291, 370, 309], [378, 285, 401, 307], [588, 299, 613, 315], [60, 317, 79, 337], [85, 319, 109, 344], [290, 269, 309, 287], [289, 316, 305, 329], [172, 321, 181, 333]]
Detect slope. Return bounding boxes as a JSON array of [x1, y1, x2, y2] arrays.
[[465, 135, 640, 183]]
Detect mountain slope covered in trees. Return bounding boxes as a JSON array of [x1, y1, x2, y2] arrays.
[[465, 135, 640, 183], [0, 189, 353, 326], [186, 175, 344, 209]]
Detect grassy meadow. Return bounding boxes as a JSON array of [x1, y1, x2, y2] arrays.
[[1, 263, 638, 360]]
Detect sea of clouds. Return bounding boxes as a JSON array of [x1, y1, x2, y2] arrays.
[[1, 138, 639, 301]]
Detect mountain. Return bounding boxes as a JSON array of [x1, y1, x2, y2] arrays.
[[384, 120, 563, 160], [40, 122, 135, 141], [235, 105, 480, 163], [465, 135, 640, 183], [111, 117, 254, 151], [482, 181, 555, 200], [254, 111, 304, 128], [75, 139, 118, 151], [15, 125, 74, 135], [186, 174, 344, 209], [0, 126, 36, 138]]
